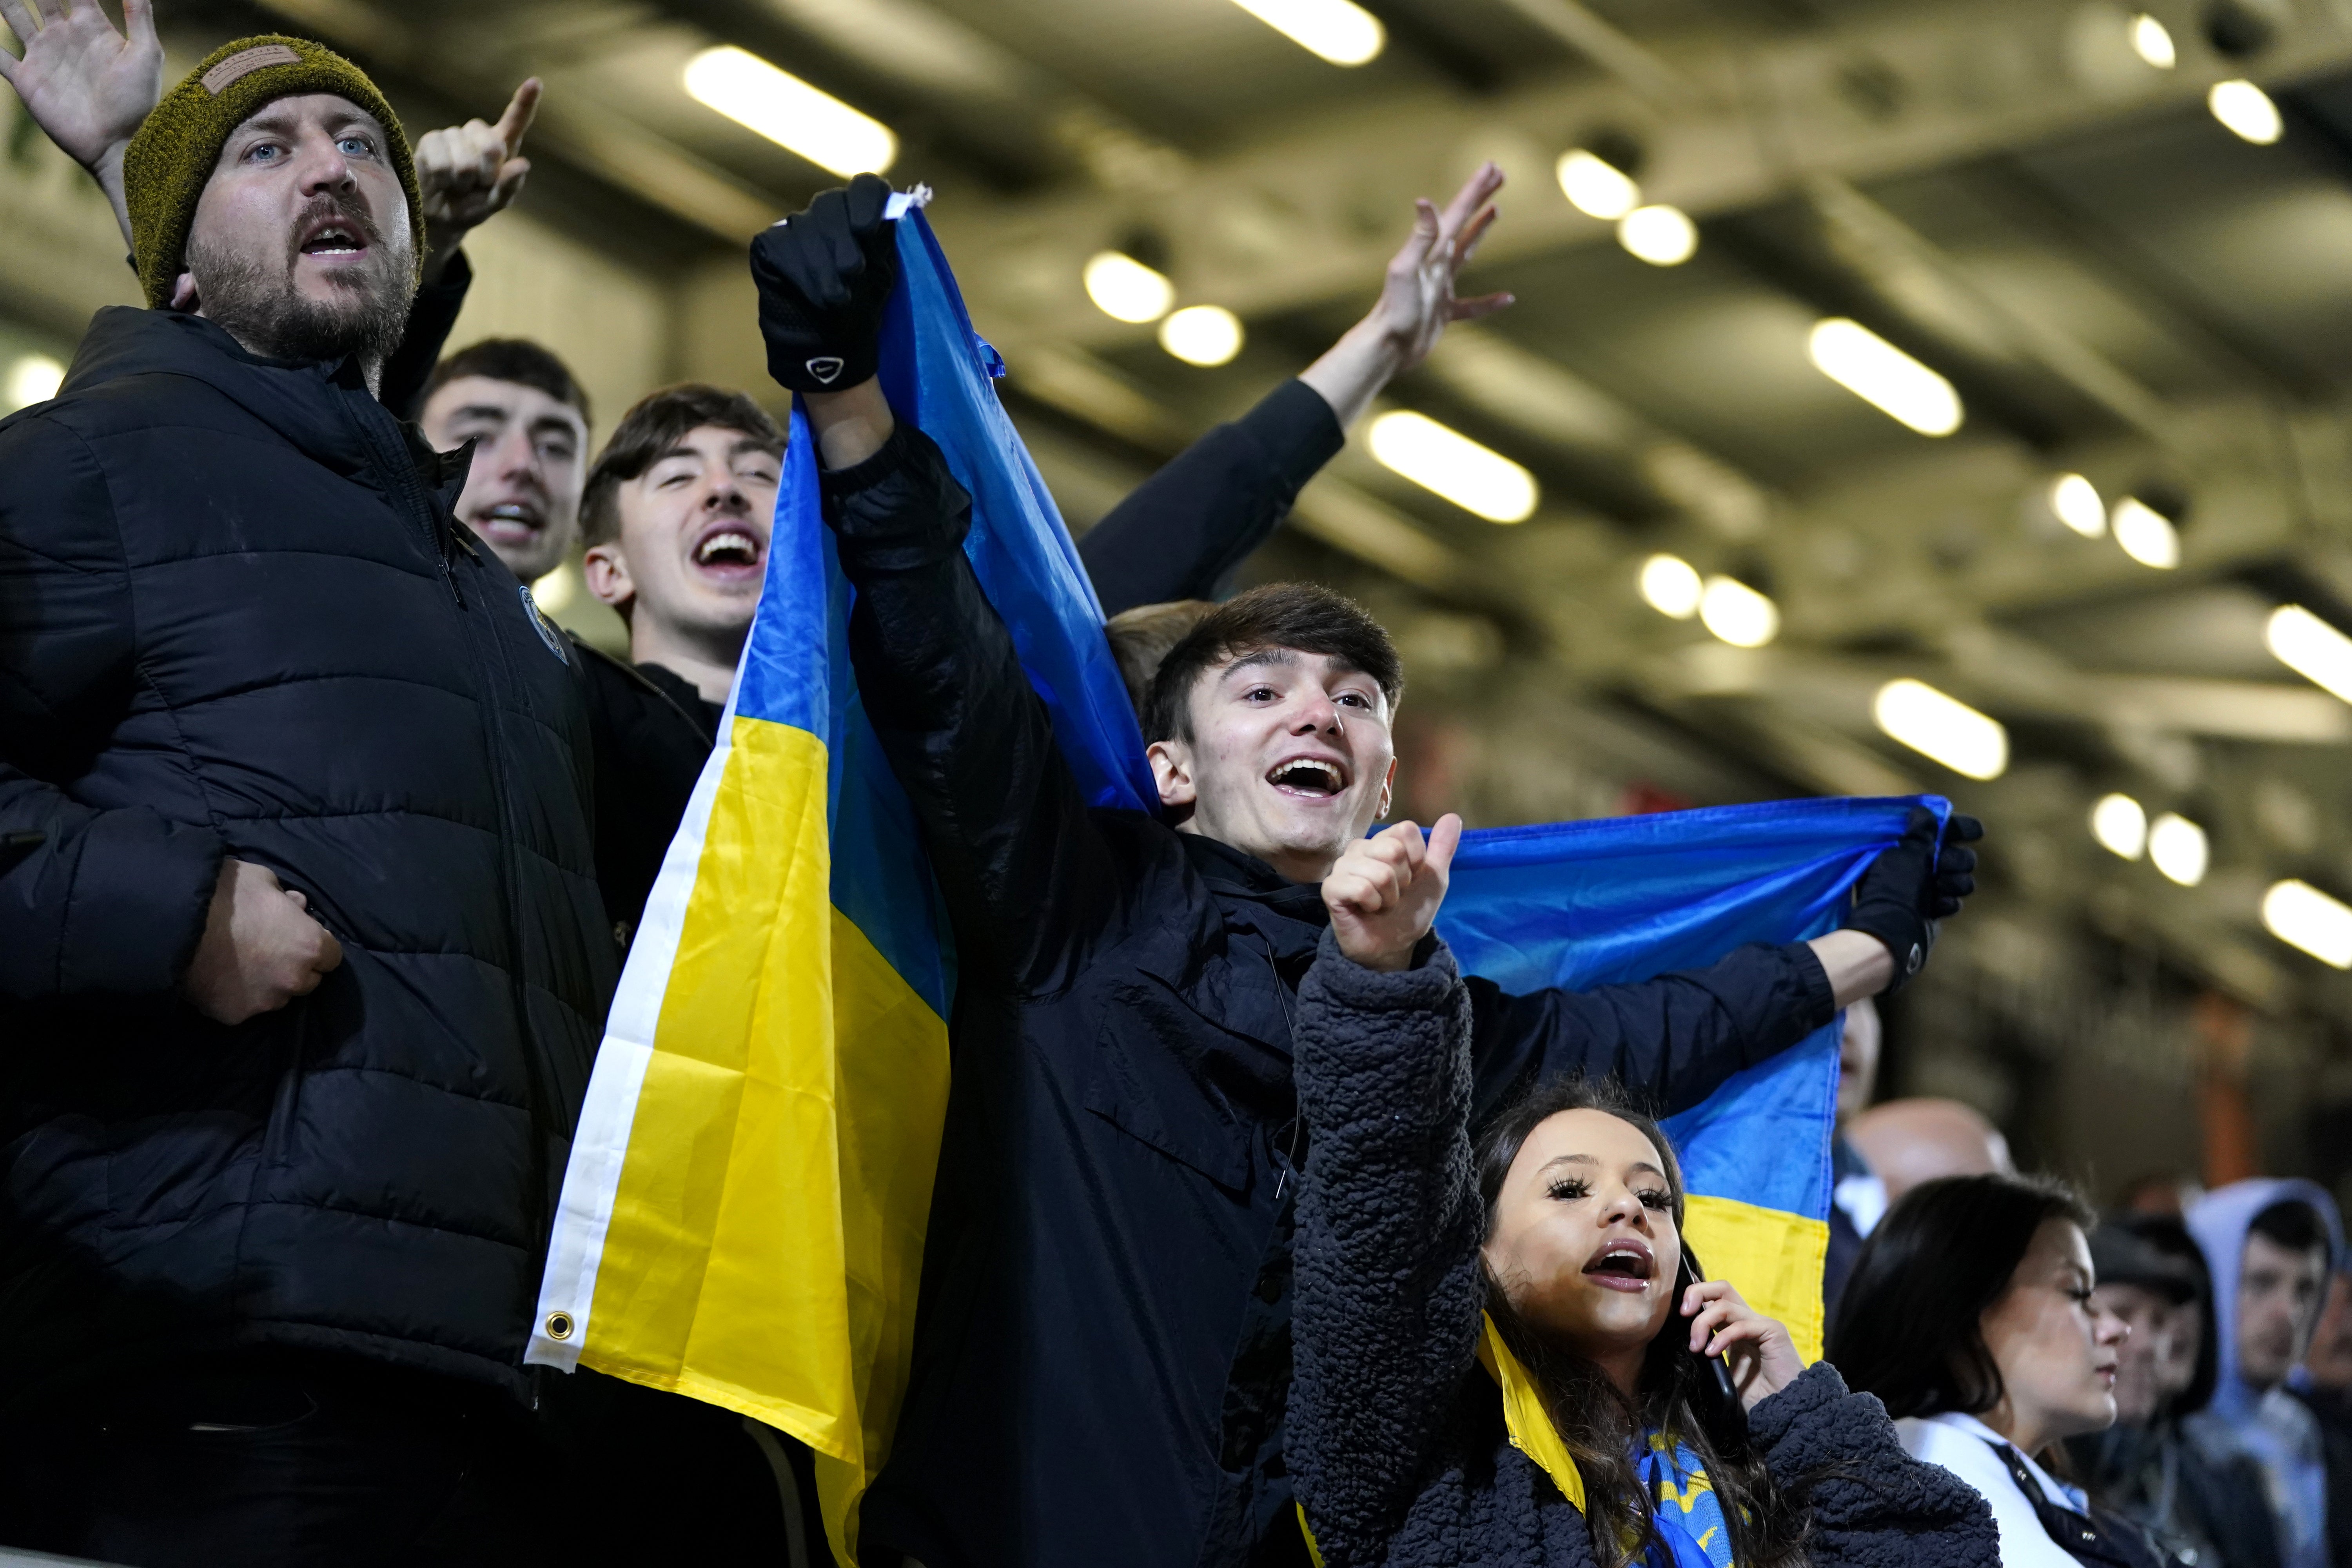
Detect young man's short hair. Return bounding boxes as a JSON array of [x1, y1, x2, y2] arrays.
[[1105, 599, 1215, 717], [1141, 582, 1403, 744], [2250, 1200, 2329, 1256], [580, 384, 785, 549], [422, 338, 592, 426]]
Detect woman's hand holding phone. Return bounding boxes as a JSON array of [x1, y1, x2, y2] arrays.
[[1681, 1277, 1804, 1411]]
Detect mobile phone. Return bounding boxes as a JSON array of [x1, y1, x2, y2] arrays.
[[1676, 1243, 1749, 1445]]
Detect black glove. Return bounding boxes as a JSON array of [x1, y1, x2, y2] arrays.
[[1843, 806, 1982, 992], [750, 173, 898, 394]]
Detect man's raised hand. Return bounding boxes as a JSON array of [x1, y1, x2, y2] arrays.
[[181, 858, 344, 1026], [1299, 163, 1513, 428], [1374, 160, 1513, 368], [416, 78, 540, 276], [0, 0, 162, 247], [1323, 814, 1464, 973]]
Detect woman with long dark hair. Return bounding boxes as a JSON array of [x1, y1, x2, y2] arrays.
[[1829, 1174, 2158, 1567], [1282, 825, 1998, 1567]]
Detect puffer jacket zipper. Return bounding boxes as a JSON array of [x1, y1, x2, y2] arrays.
[[347, 385, 562, 1316]]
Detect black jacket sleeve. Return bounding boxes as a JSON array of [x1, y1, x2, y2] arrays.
[[1078, 379, 1344, 615], [1288, 929, 1483, 1568], [1748, 1361, 2000, 1568], [380, 249, 473, 422], [1467, 941, 1838, 1123], [0, 414, 225, 1001], [820, 421, 1120, 993], [572, 643, 719, 945]]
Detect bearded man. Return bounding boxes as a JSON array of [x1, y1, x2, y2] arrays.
[[0, 38, 615, 1565]]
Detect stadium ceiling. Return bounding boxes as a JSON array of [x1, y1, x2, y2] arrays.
[[33, 0, 2352, 1015]]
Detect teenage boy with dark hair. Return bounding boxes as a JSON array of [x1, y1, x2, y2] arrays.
[[751, 176, 1984, 1568], [416, 336, 593, 585]]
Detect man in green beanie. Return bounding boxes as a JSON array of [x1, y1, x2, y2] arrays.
[[125, 33, 425, 379], [0, 34, 619, 1566]]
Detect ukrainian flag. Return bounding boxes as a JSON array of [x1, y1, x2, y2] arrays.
[[1437, 796, 1949, 1362], [527, 194, 1150, 1567]]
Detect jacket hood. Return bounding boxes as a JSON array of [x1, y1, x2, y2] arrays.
[[58, 306, 383, 475], [2187, 1176, 2343, 1420]]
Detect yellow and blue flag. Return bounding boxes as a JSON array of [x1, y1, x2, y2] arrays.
[[527, 194, 1149, 1567], [1436, 795, 1949, 1362]]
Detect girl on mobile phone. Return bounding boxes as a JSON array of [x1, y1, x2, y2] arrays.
[[1283, 905, 2001, 1567]]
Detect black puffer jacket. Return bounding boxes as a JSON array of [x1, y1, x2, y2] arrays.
[[0, 307, 615, 1406], [1288, 932, 2000, 1568]]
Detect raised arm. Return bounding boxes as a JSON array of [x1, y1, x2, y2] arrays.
[[763, 178, 1121, 991], [1467, 808, 1982, 1122], [383, 80, 540, 418], [0, 0, 162, 250], [1077, 163, 1512, 613], [1290, 821, 1484, 1566]]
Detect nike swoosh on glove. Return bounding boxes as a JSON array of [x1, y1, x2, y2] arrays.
[[751, 172, 899, 395], [1842, 805, 1982, 993]]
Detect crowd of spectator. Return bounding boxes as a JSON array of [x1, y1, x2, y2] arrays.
[[0, 15, 2346, 1568]]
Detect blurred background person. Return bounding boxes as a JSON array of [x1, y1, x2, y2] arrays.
[[1825, 994, 1885, 1315], [2070, 1215, 2282, 1568], [1847, 1096, 2016, 1205], [1830, 1173, 2156, 1568], [2187, 1182, 2350, 1568]]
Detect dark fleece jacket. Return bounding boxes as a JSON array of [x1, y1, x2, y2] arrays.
[[1287, 930, 2000, 1568]]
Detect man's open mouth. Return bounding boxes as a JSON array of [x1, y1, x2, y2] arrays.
[[1265, 756, 1349, 797], [1583, 1240, 1655, 1290], [475, 503, 542, 541], [298, 218, 367, 258], [692, 526, 764, 574]]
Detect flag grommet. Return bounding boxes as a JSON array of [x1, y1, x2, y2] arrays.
[[543, 1310, 575, 1341]]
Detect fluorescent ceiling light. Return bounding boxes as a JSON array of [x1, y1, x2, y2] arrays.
[[2264, 604, 2352, 704], [2263, 879, 2352, 968], [2129, 13, 2176, 69], [1807, 319, 1962, 436], [1639, 554, 1703, 619], [1873, 678, 2007, 780], [1368, 411, 1537, 523], [1227, 0, 1385, 65], [2049, 473, 2105, 537], [2111, 497, 2179, 568], [1618, 205, 1698, 267], [2210, 79, 2283, 145], [1698, 576, 1778, 648], [1082, 251, 1176, 323], [2148, 812, 2207, 886], [2090, 792, 2147, 859], [1556, 149, 1639, 220], [4, 353, 63, 412], [684, 45, 897, 176], [1159, 305, 1244, 366]]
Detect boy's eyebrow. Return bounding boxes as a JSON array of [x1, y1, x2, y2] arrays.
[[1223, 649, 1297, 677]]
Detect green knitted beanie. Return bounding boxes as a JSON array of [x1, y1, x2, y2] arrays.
[[123, 35, 425, 310]]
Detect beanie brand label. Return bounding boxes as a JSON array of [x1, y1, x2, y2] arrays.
[[201, 43, 301, 95]]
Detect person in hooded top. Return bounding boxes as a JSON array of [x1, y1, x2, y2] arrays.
[[2185, 1181, 2351, 1568], [1280, 814, 2000, 1568]]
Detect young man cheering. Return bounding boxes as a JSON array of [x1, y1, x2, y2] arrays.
[[751, 176, 1983, 1568]]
